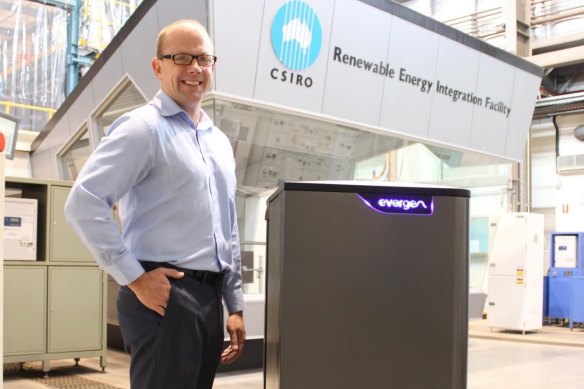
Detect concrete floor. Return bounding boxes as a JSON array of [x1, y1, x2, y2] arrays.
[[4, 320, 584, 388]]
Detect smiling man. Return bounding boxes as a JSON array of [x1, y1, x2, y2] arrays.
[[65, 19, 246, 389]]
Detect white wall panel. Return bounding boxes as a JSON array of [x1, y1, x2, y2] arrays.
[[427, 39, 480, 147], [321, 0, 392, 124], [469, 54, 515, 155], [531, 153, 557, 208], [556, 176, 584, 232], [213, 0, 264, 98], [48, 115, 75, 154], [58, 91, 96, 154], [5, 151, 32, 178], [120, 10, 159, 100], [380, 17, 439, 137], [505, 70, 543, 160], [91, 54, 125, 109], [34, 112, 72, 155], [154, 0, 207, 33], [30, 150, 55, 179]]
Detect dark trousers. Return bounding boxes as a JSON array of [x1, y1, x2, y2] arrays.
[[117, 275, 224, 389]]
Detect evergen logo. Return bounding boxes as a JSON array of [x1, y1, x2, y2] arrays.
[[270, 0, 322, 88], [357, 193, 434, 215]]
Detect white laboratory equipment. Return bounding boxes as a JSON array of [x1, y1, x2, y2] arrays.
[[4, 197, 38, 261], [487, 212, 544, 333]]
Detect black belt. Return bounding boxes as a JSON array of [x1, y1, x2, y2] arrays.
[[140, 261, 224, 284]]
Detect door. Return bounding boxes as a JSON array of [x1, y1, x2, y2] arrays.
[[50, 186, 94, 262], [487, 275, 525, 330], [4, 266, 46, 356], [48, 266, 103, 352], [489, 213, 528, 276]]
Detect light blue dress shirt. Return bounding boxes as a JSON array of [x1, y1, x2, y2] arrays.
[[65, 90, 245, 314]]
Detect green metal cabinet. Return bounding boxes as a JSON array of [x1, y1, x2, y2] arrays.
[[50, 186, 93, 262], [4, 266, 46, 356], [3, 177, 107, 375], [48, 267, 103, 352]]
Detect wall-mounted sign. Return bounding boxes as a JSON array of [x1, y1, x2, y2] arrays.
[[271, 0, 322, 71], [214, 0, 543, 162], [0, 112, 20, 160]]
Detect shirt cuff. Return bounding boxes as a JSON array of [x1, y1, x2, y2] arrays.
[[103, 251, 145, 286], [223, 287, 246, 315]]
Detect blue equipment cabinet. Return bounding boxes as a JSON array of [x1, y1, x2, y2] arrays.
[[570, 278, 584, 327], [547, 232, 584, 327]]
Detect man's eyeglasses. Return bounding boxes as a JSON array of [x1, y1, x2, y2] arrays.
[[158, 54, 217, 67]]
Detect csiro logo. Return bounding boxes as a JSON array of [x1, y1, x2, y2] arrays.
[[271, 0, 322, 72]]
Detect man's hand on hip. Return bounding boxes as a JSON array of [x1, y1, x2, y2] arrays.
[[128, 267, 184, 316]]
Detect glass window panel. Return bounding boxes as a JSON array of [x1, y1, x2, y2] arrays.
[[204, 97, 517, 296], [58, 78, 147, 181], [93, 80, 147, 140], [58, 125, 90, 181]]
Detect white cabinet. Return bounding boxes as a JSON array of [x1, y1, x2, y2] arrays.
[[487, 275, 543, 332], [487, 212, 544, 333]]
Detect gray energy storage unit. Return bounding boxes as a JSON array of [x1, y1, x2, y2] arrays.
[[265, 181, 470, 389]]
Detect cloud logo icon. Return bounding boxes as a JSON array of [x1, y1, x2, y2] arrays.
[[272, 0, 322, 71]]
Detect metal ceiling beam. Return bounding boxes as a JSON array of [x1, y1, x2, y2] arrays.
[[29, 0, 76, 8], [527, 45, 584, 68]]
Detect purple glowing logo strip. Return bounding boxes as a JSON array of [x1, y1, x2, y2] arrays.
[[357, 193, 434, 215]]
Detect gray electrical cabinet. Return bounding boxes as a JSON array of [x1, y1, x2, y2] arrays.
[[265, 181, 469, 389]]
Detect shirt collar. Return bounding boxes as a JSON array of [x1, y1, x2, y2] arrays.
[[196, 109, 213, 131], [153, 90, 213, 131], [154, 90, 183, 117]]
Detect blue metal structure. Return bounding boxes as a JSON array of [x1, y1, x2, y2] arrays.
[[547, 232, 584, 328]]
